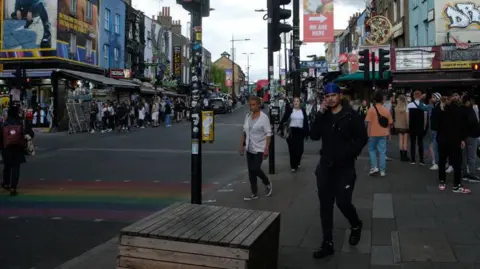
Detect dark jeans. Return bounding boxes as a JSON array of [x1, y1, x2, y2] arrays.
[[316, 164, 361, 242], [90, 115, 96, 130], [246, 152, 270, 195], [438, 143, 462, 186], [409, 133, 424, 162], [3, 164, 20, 189], [287, 127, 304, 169]]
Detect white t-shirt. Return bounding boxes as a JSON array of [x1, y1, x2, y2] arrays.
[[243, 111, 272, 153], [289, 109, 304, 128], [139, 107, 145, 120]]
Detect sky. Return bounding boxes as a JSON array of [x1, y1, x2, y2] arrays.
[[133, 0, 365, 82]]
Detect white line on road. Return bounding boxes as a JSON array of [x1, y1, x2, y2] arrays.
[[124, 180, 130, 182], [93, 219, 103, 222], [8, 216, 18, 219], [203, 200, 216, 203], [218, 189, 234, 192], [95, 180, 101, 182], [212, 182, 220, 185], [51, 217, 62, 220], [153, 180, 160, 183], [182, 181, 190, 184], [40, 178, 45, 181], [59, 148, 242, 154], [67, 179, 73, 181]]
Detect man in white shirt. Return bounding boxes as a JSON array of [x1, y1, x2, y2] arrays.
[[239, 96, 273, 200]]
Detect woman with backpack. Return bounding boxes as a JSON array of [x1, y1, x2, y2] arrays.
[[0, 104, 34, 196]]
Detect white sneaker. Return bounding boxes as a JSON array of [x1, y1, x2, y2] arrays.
[[369, 167, 379, 176], [430, 164, 439, 171], [380, 171, 386, 177], [446, 166, 453, 173], [90, 130, 95, 134]]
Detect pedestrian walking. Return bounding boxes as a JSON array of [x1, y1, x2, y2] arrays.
[[394, 95, 409, 161], [309, 83, 368, 259], [89, 100, 98, 133], [239, 96, 273, 201], [366, 91, 393, 176], [278, 97, 309, 172], [460, 95, 480, 182], [407, 90, 428, 165], [432, 91, 471, 193], [0, 104, 34, 196]]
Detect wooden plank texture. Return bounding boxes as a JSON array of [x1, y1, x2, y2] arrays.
[[120, 235, 249, 260], [120, 203, 184, 236], [165, 206, 221, 239], [136, 203, 195, 236], [240, 212, 280, 247], [119, 246, 247, 269], [181, 207, 230, 241], [219, 211, 266, 247], [118, 256, 230, 269], [202, 210, 252, 244], [187, 208, 238, 242], [151, 205, 209, 238], [229, 211, 272, 247]]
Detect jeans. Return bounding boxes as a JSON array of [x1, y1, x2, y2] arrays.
[[368, 136, 387, 171], [432, 131, 439, 164], [165, 114, 172, 126], [462, 137, 477, 174], [246, 152, 270, 195], [410, 133, 425, 162]]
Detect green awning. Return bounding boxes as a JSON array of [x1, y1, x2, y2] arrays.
[[335, 71, 390, 82]]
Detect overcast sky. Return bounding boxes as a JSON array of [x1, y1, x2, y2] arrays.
[[133, 0, 365, 81]]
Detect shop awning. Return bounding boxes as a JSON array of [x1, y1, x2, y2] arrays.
[[335, 71, 391, 82], [55, 69, 138, 88]]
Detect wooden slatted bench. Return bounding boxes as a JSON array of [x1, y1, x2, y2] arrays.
[[117, 202, 281, 269]]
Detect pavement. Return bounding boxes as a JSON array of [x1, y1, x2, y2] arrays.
[[4, 104, 480, 268]]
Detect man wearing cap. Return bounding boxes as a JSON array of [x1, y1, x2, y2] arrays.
[[310, 83, 368, 259]]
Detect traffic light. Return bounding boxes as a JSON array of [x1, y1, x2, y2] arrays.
[[473, 63, 480, 78], [268, 0, 292, 52], [358, 49, 370, 80], [378, 48, 390, 79]]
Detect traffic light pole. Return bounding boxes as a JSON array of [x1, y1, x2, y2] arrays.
[[190, 8, 203, 205], [267, 0, 276, 174], [371, 51, 376, 91], [292, 0, 300, 97]]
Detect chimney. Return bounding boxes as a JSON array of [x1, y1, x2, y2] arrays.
[[159, 6, 172, 27], [171, 20, 182, 35]]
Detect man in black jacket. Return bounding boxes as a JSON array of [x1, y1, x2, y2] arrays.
[[431, 91, 471, 193], [310, 83, 368, 259], [461, 95, 480, 182]]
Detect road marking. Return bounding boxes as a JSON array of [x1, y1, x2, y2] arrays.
[[67, 179, 73, 181], [40, 178, 45, 181], [95, 180, 101, 182], [212, 182, 220, 185], [51, 217, 62, 220], [203, 200, 216, 203], [93, 219, 103, 222], [124, 180, 130, 182], [241, 181, 247, 184], [182, 181, 190, 184], [218, 189, 234, 192], [226, 183, 232, 186], [8, 216, 18, 219], [153, 180, 160, 183]]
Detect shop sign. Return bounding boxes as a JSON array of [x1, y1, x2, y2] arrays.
[[441, 48, 480, 61], [300, 61, 328, 73], [440, 60, 477, 69], [110, 69, 131, 79], [392, 20, 403, 39], [395, 47, 435, 71], [173, 46, 182, 77]]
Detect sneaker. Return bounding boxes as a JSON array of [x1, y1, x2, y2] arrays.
[[349, 222, 363, 246], [291, 168, 296, 173], [430, 164, 439, 171], [438, 183, 446, 191], [419, 160, 426, 166], [468, 175, 480, 183], [1, 182, 10, 190], [244, 194, 258, 201], [369, 167, 379, 176], [10, 189, 17, 196], [380, 171, 386, 177], [446, 166, 453, 173], [452, 186, 471, 194], [410, 160, 416, 165], [90, 130, 95, 134], [463, 174, 474, 182], [313, 241, 334, 259], [265, 182, 273, 197], [386, 156, 393, 161]]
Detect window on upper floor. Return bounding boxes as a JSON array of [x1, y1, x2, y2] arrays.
[[86, 39, 92, 58], [70, 0, 77, 15], [424, 21, 429, 45], [413, 0, 419, 8], [105, 8, 110, 31], [69, 33, 77, 54], [400, 0, 404, 17], [127, 53, 132, 68], [393, 0, 398, 22], [104, 44, 110, 68], [86, 0, 93, 21], [115, 14, 120, 34], [128, 24, 133, 39], [414, 25, 419, 46], [114, 47, 119, 67]]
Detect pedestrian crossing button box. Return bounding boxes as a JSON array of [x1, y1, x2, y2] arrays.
[[270, 106, 280, 124], [201, 111, 214, 143]]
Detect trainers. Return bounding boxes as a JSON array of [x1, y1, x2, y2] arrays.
[[419, 160, 426, 166], [430, 164, 439, 170], [244, 194, 258, 201], [349, 222, 363, 246], [438, 183, 446, 191], [265, 182, 273, 197], [313, 241, 334, 259], [410, 160, 416, 165], [369, 167, 379, 176], [468, 175, 480, 183], [380, 171, 386, 177], [446, 166, 453, 173], [463, 174, 474, 182], [291, 168, 296, 173], [453, 186, 471, 194]]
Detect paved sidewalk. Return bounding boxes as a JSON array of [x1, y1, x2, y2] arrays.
[[57, 149, 480, 269]]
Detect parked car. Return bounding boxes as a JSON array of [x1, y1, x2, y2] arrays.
[[209, 98, 230, 114]]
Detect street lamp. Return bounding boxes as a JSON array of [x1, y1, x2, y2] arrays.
[[230, 35, 250, 99], [242, 52, 254, 85]]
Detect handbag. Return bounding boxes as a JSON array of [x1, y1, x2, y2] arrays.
[[373, 105, 389, 128]]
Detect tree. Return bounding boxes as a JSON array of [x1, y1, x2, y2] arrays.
[[210, 65, 228, 93]]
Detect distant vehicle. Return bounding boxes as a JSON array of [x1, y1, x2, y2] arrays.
[[209, 98, 230, 114]]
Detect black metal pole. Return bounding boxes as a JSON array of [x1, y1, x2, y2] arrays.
[[267, 4, 275, 175], [371, 51, 376, 91], [190, 8, 203, 205], [231, 37, 235, 100], [293, 0, 300, 97]]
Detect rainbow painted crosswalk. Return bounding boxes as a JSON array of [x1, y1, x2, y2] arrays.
[[0, 180, 213, 222]]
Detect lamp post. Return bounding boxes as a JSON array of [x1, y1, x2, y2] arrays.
[[242, 52, 254, 85], [230, 35, 250, 100]]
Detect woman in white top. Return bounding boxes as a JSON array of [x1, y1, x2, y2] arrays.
[[279, 97, 310, 172], [151, 102, 159, 127], [138, 103, 146, 128]]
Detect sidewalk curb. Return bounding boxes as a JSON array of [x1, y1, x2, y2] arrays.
[[55, 238, 118, 269]]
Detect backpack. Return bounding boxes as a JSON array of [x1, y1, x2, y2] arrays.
[[373, 105, 389, 128], [3, 124, 25, 148]]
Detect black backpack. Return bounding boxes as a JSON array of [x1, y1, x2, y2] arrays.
[[373, 106, 389, 128]]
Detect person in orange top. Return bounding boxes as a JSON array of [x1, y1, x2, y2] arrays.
[[365, 91, 393, 176]]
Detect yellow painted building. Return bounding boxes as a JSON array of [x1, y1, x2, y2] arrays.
[[213, 52, 246, 96]]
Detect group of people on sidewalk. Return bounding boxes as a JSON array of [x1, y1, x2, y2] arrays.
[[365, 89, 477, 194]]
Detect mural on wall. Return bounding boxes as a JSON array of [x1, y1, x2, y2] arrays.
[[436, 1, 480, 44]]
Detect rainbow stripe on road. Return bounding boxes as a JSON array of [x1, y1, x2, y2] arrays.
[[0, 180, 213, 222]]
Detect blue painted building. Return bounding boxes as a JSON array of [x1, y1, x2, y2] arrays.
[[408, 0, 435, 46], [99, 0, 126, 69]]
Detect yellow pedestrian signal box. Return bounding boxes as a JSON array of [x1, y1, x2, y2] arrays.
[[201, 111, 214, 143]]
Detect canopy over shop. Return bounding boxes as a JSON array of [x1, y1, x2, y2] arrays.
[[391, 70, 480, 89]]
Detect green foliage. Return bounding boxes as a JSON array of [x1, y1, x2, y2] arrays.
[[210, 65, 229, 93]]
